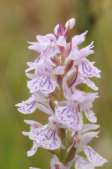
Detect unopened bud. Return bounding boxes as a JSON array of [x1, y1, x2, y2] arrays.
[[54, 24, 65, 36], [54, 24, 60, 35], [65, 18, 76, 30]]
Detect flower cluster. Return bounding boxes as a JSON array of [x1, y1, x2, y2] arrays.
[[16, 18, 107, 169]]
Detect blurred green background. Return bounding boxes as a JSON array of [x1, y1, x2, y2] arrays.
[[0, 0, 112, 169]]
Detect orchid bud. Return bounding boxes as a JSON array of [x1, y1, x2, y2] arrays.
[[65, 18, 76, 30]]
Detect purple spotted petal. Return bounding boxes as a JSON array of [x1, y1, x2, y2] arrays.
[[55, 105, 83, 131], [23, 122, 61, 152], [27, 75, 57, 95], [34, 125, 61, 150], [84, 146, 107, 167], [16, 95, 38, 114], [80, 59, 101, 78], [16, 94, 53, 115], [75, 155, 94, 169]]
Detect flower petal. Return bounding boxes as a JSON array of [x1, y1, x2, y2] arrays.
[[34, 93, 53, 115], [79, 41, 94, 57], [82, 78, 98, 91], [72, 31, 88, 46], [55, 105, 83, 131], [54, 65, 65, 75], [80, 59, 101, 78], [57, 36, 66, 47], [36, 126, 61, 150], [81, 131, 99, 145], [50, 155, 65, 169], [16, 94, 53, 115], [16, 95, 38, 114], [24, 120, 42, 128], [27, 75, 57, 94], [75, 155, 94, 169], [85, 110, 97, 123], [27, 141, 38, 157], [81, 124, 100, 134], [29, 167, 40, 169], [84, 146, 108, 167]]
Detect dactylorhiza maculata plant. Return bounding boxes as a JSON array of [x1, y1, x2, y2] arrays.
[[16, 18, 108, 169]]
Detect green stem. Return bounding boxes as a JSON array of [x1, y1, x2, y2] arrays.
[[64, 146, 76, 164]]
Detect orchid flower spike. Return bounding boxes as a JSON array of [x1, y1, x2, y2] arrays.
[[16, 18, 107, 169]]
